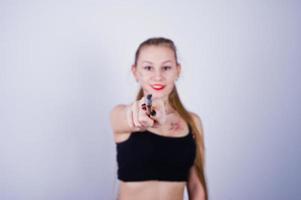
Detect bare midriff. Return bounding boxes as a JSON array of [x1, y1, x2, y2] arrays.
[[117, 180, 186, 200]]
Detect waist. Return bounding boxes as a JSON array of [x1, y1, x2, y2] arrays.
[[118, 180, 185, 200]]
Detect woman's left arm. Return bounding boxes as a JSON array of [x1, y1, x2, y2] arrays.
[[187, 165, 206, 200], [187, 113, 206, 200]]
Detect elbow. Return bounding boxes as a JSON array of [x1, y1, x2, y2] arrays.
[[195, 190, 206, 200], [189, 185, 206, 200]]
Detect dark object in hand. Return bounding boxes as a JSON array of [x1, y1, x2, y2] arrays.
[[150, 110, 156, 116]]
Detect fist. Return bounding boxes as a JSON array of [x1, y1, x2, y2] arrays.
[[126, 95, 166, 130]]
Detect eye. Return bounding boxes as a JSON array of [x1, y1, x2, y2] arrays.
[[162, 66, 172, 71], [144, 66, 152, 71]]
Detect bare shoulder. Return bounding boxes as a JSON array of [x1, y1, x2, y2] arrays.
[[189, 112, 201, 122], [189, 112, 204, 135], [110, 104, 127, 131], [110, 104, 127, 117]]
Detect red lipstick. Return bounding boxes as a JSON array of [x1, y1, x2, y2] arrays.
[[151, 84, 165, 91]]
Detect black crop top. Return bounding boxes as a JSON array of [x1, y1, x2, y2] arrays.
[[116, 124, 196, 182]]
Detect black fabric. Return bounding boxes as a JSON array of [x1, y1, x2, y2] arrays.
[[116, 124, 196, 182]]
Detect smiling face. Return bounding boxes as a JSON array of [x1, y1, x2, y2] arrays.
[[132, 45, 181, 100]]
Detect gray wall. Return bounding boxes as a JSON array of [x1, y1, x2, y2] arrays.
[[1, 0, 300, 199]]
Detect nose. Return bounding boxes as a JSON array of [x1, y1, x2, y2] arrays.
[[153, 70, 163, 81]]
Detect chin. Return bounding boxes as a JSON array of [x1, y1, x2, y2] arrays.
[[151, 93, 166, 99], [150, 89, 172, 100], [143, 85, 173, 99]]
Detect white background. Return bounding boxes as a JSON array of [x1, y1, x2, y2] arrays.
[[1, 0, 300, 199]]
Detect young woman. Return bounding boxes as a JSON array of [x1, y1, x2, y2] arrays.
[[110, 37, 208, 200]]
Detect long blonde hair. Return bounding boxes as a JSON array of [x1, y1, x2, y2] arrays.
[[133, 37, 208, 199]]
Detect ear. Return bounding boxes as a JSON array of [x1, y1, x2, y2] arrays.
[[131, 64, 138, 82]]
